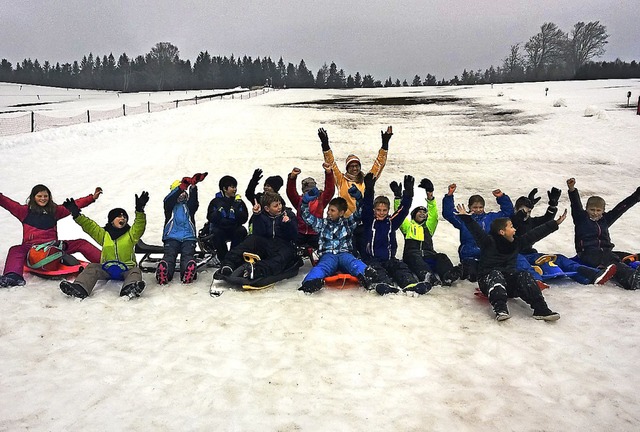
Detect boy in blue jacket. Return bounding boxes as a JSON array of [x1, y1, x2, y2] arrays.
[[442, 183, 514, 282], [156, 173, 207, 285], [567, 177, 640, 290], [358, 173, 430, 295]]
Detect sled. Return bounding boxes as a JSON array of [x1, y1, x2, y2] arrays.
[[135, 240, 216, 274], [24, 254, 88, 280], [324, 273, 360, 289], [532, 261, 577, 280]]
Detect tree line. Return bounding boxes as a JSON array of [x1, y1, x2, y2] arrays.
[[0, 21, 638, 92]]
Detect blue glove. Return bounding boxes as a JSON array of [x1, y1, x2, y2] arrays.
[[302, 187, 319, 203], [348, 184, 362, 200]]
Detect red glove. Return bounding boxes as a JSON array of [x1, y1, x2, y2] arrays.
[[180, 177, 193, 190], [191, 172, 208, 185]]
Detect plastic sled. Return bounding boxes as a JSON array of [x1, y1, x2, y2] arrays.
[[221, 252, 303, 289], [324, 273, 360, 289], [135, 240, 215, 274], [24, 254, 88, 280], [532, 261, 577, 280]]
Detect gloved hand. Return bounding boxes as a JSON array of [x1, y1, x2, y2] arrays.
[[318, 128, 330, 151], [180, 177, 192, 190], [135, 191, 149, 212], [547, 187, 562, 207], [251, 168, 263, 183], [403, 175, 415, 197], [191, 172, 208, 185], [302, 187, 320, 204], [348, 184, 362, 200], [63, 198, 81, 218], [528, 188, 541, 207], [418, 178, 434, 193], [632, 186, 640, 201], [389, 181, 403, 198], [364, 172, 376, 191], [381, 126, 393, 150]]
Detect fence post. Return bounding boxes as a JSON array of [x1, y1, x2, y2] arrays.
[[87, 110, 90, 123], [148, 101, 150, 113], [175, 100, 178, 108], [637, 96, 640, 115], [123, 104, 126, 116], [31, 111, 35, 132], [195, 95, 198, 105]]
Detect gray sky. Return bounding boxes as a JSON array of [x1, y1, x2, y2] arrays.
[[1, 0, 638, 81]]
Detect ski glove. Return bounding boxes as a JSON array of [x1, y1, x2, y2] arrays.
[[547, 187, 562, 207], [364, 172, 376, 192], [251, 168, 263, 184], [418, 178, 434, 193], [318, 128, 330, 151], [180, 177, 192, 190], [135, 191, 150, 212], [191, 172, 208, 185], [348, 184, 362, 200], [63, 198, 81, 218], [302, 187, 320, 204], [381, 128, 393, 150], [528, 188, 541, 207], [389, 181, 403, 198], [403, 175, 415, 198]]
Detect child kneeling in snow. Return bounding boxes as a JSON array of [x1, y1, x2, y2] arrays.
[[156, 173, 207, 285], [298, 186, 377, 293], [59, 192, 149, 299]]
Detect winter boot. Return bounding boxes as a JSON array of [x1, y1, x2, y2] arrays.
[[155, 260, 170, 285], [404, 281, 432, 295], [359, 266, 379, 289], [299, 278, 324, 294], [628, 267, 640, 291], [441, 268, 461, 286], [120, 281, 146, 298], [60, 281, 89, 299], [0, 272, 26, 287], [373, 283, 399, 295], [493, 302, 511, 321], [213, 265, 233, 280], [593, 264, 617, 285], [181, 260, 197, 284], [532, 304, 560, 321]]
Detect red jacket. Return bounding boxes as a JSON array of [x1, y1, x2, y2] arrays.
[[0, 193, 96, 245], [286, 171, 335, 236]]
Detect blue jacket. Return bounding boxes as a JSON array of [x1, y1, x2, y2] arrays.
[[442, 193, 514, 260], [301, 198, 360, 256], [162, 186, 199, 242]]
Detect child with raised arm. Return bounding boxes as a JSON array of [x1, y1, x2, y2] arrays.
[[395, 178, 461, 288], [156, 173, 207, 285], [0, 184, 102, 287], [297, 186, 378, 293], [457, 203, 564, 321], [319, 126, 391, 217], [567, 178, 640, 290], [59, 191, 149, 299], [286, 162, 335, 250], [245, 168, 285, 208], [442, 183, 514, 282]]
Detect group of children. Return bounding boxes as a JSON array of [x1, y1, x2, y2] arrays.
[[2, 126, 640, 322]]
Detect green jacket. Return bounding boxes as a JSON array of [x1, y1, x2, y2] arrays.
[[397, 198, 438, 253], [75, 211, 146, 267]]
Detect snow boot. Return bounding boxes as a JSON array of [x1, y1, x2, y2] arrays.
[[181, 260, 197, 284], [493, 302, 511, 321], [155, 260, 170, 285], [532, 305, 560, 321], [299, 278, 324, 294], [0, 272, 26, 287], [628, 267, 640, 291], [404, 281, 432, 295], [373, 283, 399, 295], [213, 265, 233, 280], [593, 264, 616, 285], [60, 281, 89, 299], [120, 281, 146, 298], [441, 268, 461, 286], [359, 266, 379, 289]]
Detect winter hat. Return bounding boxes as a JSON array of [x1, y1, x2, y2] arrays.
[[515, 196, 533, 210], [301, 177, 317, 193], [345, 154, 361, 168], [264, 175, 284, 192], [107, 208, 129, 223], [219, 175, 237, 191], [411, 206, 428, 220], [170, 179, 181, 190]]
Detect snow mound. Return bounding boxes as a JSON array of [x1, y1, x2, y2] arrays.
[[584, 105, 600, 116], [553, 99, 567, 107]]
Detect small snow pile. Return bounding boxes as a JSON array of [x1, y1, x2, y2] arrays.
[[553, 98, 567, 107], [497, 92, 504, 97], [584, 105, 600, 116]]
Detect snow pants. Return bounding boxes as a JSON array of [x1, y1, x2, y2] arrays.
[[478, 270, 549, 311], [73, 263, 142, 295], [578, 250, 636, 289], [303, 252, 366, 283], [363, 257, 417, 289], [2, 239, 101, 276], [403, 249, 456, 281], [221, 235, 297, 278], [162, 239, 196, 281], [209, 226, 247, 260]]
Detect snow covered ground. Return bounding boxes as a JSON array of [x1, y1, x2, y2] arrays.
[[1, 79, 640, 431]]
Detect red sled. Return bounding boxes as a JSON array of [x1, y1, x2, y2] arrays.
[[324, 273, 360, 289], [24, 255, 88, 280]]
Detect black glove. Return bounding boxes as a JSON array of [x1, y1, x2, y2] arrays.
[[418, 178, 434, 193], [135, 191, 149, 212], [364, 172, 376, 191], [251, 168, 263, 184], [403, 175, 415, 198], [381, 128, 393, 150], [63, 198, 81, 218], [318, 128, 330, 151], [547, 187, 562, 207], [632, 186, 640, 201], [528, 188, 541, 207], [389, 181, 403, 198]]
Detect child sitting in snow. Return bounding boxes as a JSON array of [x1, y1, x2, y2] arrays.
[[567, 177, 640, 290], [245, 168, 285, 209], [156, 173, 207, 285], [442, 183, 514, 283], [286, 163, 335, 250], [201, 175, 249, 261], [358, 173, 430, 295], [214, 191, 298, 281], [0, 184, 102, 287], [512, 187, 616, 286], [456, 203, 564, 321], [59, 191, 149, 299], [394, 178, 461, 289], [297, 185, 378, 293]]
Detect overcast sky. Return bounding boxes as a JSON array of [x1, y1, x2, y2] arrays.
[[1, 0, 638, 81]]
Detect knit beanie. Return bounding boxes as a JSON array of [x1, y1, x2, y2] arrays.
[[301, 177, 317, 193], [264, 175, 284, 192], [107, 208, 129, 223]]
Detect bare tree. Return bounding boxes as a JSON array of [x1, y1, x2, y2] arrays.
[[525, 23, 567, 79], [567, 21, 608, 74], [502, 44, 525, 82]]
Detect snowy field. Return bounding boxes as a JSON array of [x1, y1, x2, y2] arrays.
[[1, 79, 640, 431]]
